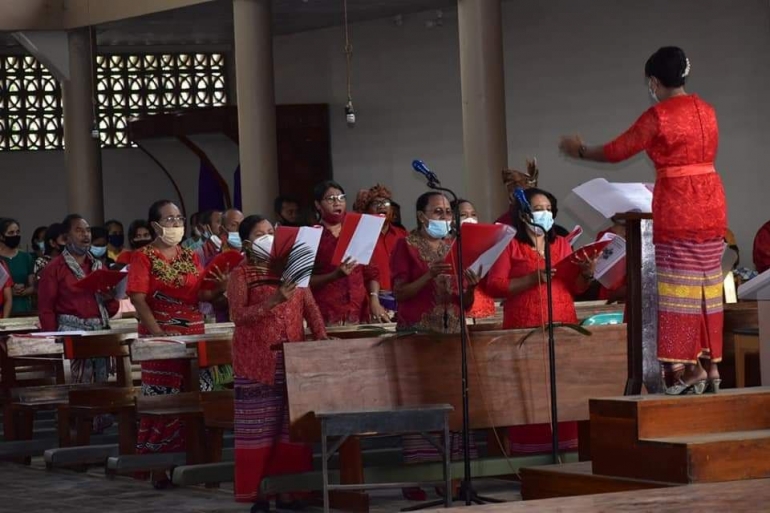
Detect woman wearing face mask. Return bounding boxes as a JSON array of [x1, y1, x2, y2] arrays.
[[116, 219, 154, 266], [559, 47, 726, 395], [487, 188, 594, 457], [390, 192, 481, 501], [310, 180, 388, 325], [33, 223, 67, 280], [127, 200, 228, 488], [0, 218, 36, 316], [37, 215, 120, 419], [89, 226, 110, 265], [452, 199, 497, 320], [228, 215, 327, 511], [30, 226, 47, 259]]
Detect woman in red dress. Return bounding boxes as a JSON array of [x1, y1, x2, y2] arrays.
[[452, 199, 496, 320], [559, 46, 727, 394], [310, 180, 389, 325], [229, 215, 327, 512], [390, 191, 480, 501], [127, 200, 226, 488], [487, 187, 595, 455]]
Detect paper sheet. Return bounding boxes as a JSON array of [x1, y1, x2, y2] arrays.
[[564, 178, 653, 231], [332, 213, 385, 266], [594, 232, 627, 289]]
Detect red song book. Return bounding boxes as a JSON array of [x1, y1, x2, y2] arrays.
[[270, 226, 322, 288], [553, 239, 612, 284], [200, 250, 245, 291], [331, 213, 385, 267], [73, 269, 127, 294], [444, 223, 517, 278]]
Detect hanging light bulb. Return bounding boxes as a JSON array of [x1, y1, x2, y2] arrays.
[[343, 0, 356, 128], [345, 100, 356, 127]]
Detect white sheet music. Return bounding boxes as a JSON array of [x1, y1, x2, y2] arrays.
[[564, 178, 653, 231], [738, 268, 770, 300], [594, 232, 627, 289]]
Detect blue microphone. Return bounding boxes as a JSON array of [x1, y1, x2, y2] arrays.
[[513, 187, 532, 215], [412, 159, 441, 185]]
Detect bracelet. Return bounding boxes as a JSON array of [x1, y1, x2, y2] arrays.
[[369, 292, 379, 296], [578, 144, 587, 159]]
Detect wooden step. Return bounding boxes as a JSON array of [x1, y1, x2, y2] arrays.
[[520, 461, 675, 500], [590, 388, 770, 483]]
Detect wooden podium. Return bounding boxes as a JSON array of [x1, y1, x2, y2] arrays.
[[616, 213, 663, 394], [738, 271, 770, 384]]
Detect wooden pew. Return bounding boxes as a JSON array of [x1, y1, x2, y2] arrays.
[[283, 325, 628, 510]]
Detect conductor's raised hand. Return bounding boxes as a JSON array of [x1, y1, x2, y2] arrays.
[[558, 134, 584, 159]]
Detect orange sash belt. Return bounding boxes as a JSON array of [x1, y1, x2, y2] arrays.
[[656, 163, 716, 179]]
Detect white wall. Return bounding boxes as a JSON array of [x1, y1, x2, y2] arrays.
[[0, 0, 768, 264]]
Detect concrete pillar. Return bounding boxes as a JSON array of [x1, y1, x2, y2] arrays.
[[457, 0, 509, 221], [62, 27, 104, 224], [232, 0, 278, 215]]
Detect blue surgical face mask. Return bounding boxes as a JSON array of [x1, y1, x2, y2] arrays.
[[530, 210, 554, 235], [425, 219, 451, 239], [227, 231, 243, 249], [89, 245, 107, 258]]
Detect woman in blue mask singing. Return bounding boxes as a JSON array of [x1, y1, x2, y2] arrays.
[[487, 187, 595, 456], [390, 191, 481, 501]]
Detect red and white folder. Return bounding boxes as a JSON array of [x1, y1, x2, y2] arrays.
[[554, 239, 613, 284], [73, 269, 126, 294], [445, 223, 517, 278], [200, 251, 245, 291], [331, 213, 385, 267], [273, 226, 323, 287]]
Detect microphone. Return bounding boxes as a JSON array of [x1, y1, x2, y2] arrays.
[[513, 187, 532, 215], [412, 160, 441, 185]]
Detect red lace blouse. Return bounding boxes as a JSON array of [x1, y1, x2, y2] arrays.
[[228, 263, 327, 384], [603, 94, 727, 243], [487, 237, 580, 329], [311, 225, 380, 325]]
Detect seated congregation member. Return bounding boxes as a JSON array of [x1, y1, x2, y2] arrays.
[[38, 215, 120, 388], [89, 226, 110, 265], [105, 219, 125, 262], [353, 184, 407, 294], [390, 192, 480, 501], [0, 218, 36, 316], [274, 195, 301, 227], [34, 223, 66, 279], [127, 200, 228, 488], [452, 199, 496, 320], [30, 226, 47, 259], [229, 215, 327, 511], [487, 187, 596, 455], [310, 180, 388, 324], [116, 219, 154, 265]]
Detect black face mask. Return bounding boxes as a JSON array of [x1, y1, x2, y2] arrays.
[[3, 235, 21, 249], [108, 234, 125, 248], [133, 239, 152, 249]]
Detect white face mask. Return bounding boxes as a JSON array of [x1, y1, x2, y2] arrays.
[[648, 79, 659, 103], [209, 234, 222, 250], [460, 217, 478, 224], [250, 234, 274, 257]]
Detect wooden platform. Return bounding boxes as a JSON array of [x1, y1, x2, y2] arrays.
[[519, 461, 675, 500], [429, 478, 770, 512]]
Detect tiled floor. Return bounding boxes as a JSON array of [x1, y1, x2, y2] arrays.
[[0, 460, 520, 513]]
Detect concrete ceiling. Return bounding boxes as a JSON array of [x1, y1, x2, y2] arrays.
[[39, 0, 459, 48]]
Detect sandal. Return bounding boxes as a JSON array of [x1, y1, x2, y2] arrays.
[[665, 378, 706, 396], [705, 378, 722, 394]]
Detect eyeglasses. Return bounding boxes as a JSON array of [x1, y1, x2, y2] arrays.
[[158, 215, 186, 225], [371, 200, 391, 208], [424, 208, 453, 218], [323, 194, 347, 204]]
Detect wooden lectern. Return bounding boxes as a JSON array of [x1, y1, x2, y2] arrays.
[[738, 271, 770, 384], [616, 213, 663, 395]]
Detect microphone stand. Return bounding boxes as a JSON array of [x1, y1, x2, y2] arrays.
[[521, 212, 560, 465], [405, 178, 504, 510]]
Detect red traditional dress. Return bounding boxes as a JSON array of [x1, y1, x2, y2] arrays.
[[229, 263, 327, 503], [487, 236, 581, 454], [127, 246, 204, 456], [468, 283, 496, 320], [753, 221, 770, 274], [603, 94, 727, 364], [390, 232, 477, 463], [0, 261, 12, 316], [312, 224, 380, 325], [370, 224, 408, 291]]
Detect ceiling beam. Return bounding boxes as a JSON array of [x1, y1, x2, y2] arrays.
[[63, 0, 216, 28]]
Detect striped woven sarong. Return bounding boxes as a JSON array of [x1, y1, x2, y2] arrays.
[[655, 238, 724, 364], [234, 352, 312, 503]]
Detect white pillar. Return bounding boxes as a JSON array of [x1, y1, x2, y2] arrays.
[[457, 0, 509, 221], [232, 0, 279, 215], [62, 27, 104, 224]]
